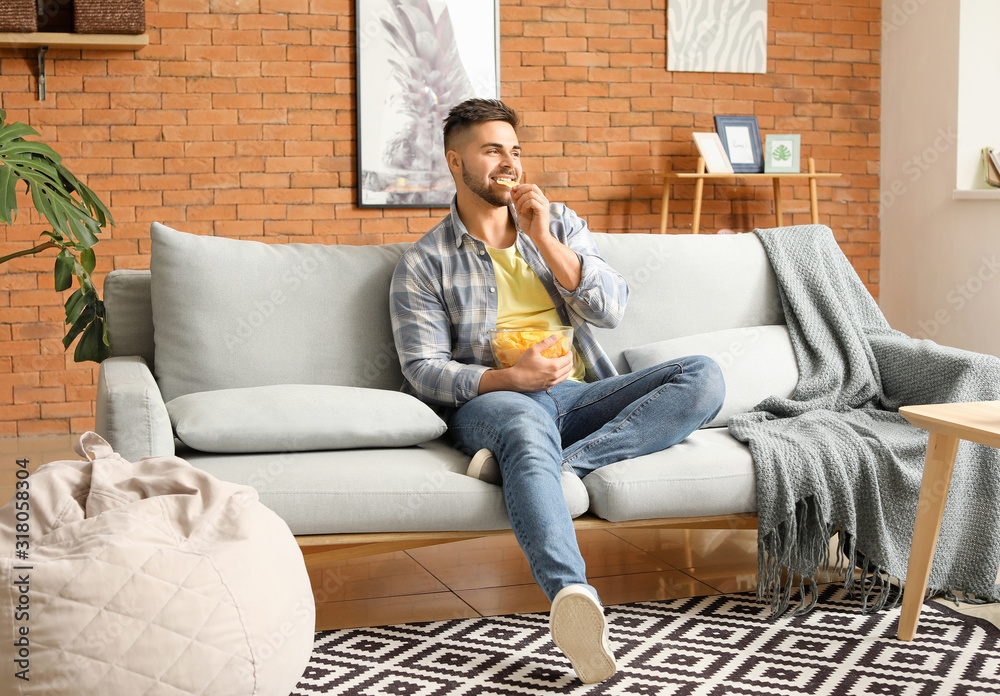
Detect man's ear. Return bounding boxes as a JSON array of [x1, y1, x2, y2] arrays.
[[445, 149, 462, 175]]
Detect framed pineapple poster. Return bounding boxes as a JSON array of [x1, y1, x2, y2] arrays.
[[764, 134, 801, 174], [356, 0, 501, 208]]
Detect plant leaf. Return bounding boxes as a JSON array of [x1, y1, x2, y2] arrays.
[[28, 181, 66, 235], [3, 139, 62, 162], [80, 247, 96, 275], [63, 302, 95, 347], [64, 288, 87, 323], [73, 314, 112, 363], [0, 165, 17, 225], [0, 121, 41, 144], [54, 250, 74, 292], [1, 134, 108, 245]]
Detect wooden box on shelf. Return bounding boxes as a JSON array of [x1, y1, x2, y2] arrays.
[[0, 0, 36, 33], [75, 0, 146, 34]]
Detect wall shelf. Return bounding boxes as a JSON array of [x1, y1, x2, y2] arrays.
[[953, 189, 1000, 200], [0, 32, 148, 101], [0, 32, 148, 50]]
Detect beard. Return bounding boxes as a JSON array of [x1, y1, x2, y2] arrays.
[[462, 160, 512, 208]]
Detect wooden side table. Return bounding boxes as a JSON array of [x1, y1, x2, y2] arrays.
[[896, 401, 1000, 640], [653, 157, 841, 234]]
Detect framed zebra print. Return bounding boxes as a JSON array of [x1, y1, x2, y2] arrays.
[[667, 0, 767, 74]]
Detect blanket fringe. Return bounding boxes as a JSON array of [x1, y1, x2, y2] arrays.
[[760, 530, 1000, 616], [757, 496, 830, 616], [758, 497, 908, 616], [758, 496, 1000, 616], [850, 552, 903, 613], [928, 587, 992, 606]]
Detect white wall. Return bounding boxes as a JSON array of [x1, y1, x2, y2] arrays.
[[880, 0, 1000, 357], [956, 2, 1000, 191]]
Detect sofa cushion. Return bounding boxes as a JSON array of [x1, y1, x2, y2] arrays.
[[149, 222, 410, 403], [582, 427, 757, 522], [623, 325, 798, 427], [166, 385, 447, 454], [591, 232, 785, 374], [182, 439, 590, 535]]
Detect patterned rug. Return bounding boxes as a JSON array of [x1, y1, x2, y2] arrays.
[[291, 584, 1000, 695]]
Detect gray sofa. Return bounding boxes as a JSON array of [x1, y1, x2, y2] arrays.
[[97, 222, 799, 557]]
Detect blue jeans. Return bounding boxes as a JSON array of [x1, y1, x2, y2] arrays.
[[448, 355, 725, 602]]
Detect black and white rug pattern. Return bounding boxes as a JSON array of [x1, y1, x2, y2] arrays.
[[291, 584, 1000, 695]]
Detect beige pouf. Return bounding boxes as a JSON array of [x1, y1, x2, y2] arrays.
[[0, 432, 314, 695]]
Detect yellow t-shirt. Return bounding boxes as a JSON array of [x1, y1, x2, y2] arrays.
[[487, 244, 586, 382]]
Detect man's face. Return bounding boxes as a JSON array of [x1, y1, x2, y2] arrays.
[[450, 121, 522, 208]]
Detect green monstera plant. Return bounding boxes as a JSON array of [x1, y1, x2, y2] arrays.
[[0, 109, 114, 363]]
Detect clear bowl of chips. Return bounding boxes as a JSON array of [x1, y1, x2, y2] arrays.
[[488, 327, 573, 369]]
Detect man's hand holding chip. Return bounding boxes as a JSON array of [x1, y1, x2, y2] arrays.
[[510, 183, 552, 247], [509, 182, 582, 292]]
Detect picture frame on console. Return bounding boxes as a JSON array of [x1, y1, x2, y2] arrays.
[[356, 0, 501, 208], [764, 134, 801, 174], [692, 132, 734, 174], [714, 115, 764, 173]]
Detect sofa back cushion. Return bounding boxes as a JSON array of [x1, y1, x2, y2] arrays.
[[591, 232, 785, 373], [150, 222, 409, 402]]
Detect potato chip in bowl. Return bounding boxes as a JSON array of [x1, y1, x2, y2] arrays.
[[489, 327, 573, 369]]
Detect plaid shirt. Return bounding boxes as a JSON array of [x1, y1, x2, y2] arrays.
[[390, 197, 629, 408]]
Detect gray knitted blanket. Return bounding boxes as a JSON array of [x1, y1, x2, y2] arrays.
[[728, 225, 1000, 615]]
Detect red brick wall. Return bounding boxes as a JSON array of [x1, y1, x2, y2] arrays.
[[0, 0, 880, 436]]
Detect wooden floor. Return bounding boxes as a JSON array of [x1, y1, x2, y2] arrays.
[[4, 434, 999, 633]]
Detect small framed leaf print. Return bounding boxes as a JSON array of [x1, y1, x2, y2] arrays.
[[764, 134, 801, 174]]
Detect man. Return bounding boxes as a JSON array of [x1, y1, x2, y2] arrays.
[[390, 98, 725, 684]]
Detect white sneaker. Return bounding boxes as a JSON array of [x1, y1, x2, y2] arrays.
[[549, 585, 617, 684], [466, 448, 502, 485]]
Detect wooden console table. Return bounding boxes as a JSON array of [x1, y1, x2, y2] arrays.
[[654, 157, 841, 234]]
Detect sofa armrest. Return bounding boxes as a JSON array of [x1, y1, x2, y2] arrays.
[[874, 335, 1000, 410], [96, 356, 175, 460]]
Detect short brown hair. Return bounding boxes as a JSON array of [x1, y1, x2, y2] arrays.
[[442, 99, 520, 154]]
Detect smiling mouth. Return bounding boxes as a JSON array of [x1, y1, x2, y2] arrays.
[[493, 177, 517, 188]]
